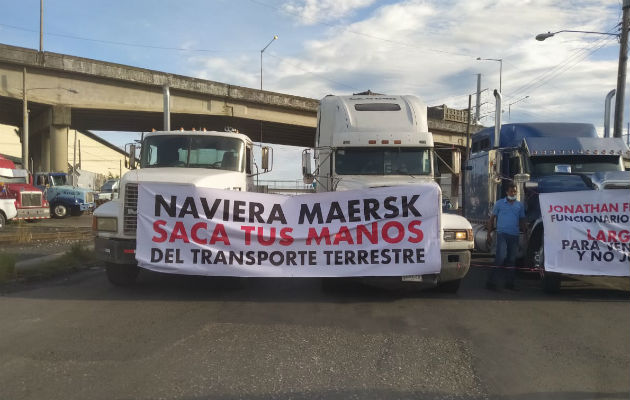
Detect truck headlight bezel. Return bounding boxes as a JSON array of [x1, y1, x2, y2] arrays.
[[443, 229, 472, 241], [95, 217, 118, 232]]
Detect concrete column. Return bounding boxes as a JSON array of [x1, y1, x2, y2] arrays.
[[49, 106, 71, 173], [49, 125, 68, 172], [40, 129, 50, 172], [30, 107, 52, 172]]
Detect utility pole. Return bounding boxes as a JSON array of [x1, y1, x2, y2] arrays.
[[475, 74, 481, 123], [39, 0, 43, 52], [614, 0, 630, 138], [462, 94, 472, 217], [73, 130, 77, 186]]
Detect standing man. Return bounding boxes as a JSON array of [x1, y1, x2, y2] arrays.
[[486, 183, 527, 290]]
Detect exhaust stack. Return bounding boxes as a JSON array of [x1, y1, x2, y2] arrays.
[[163, 84, 171, 131], [494, 89, 502, 148], [604, 89, 616, 138]]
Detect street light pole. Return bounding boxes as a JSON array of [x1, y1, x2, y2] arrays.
[[22, 68, 28, 171], [614, 0, 630, 138], [477, 57, 503, 92], [260, 35, 278, 91]]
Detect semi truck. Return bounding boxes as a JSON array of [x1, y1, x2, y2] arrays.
[[95, 179, 120, 204], [0, 198, 17, 229], [34, 172, 96, 218], [464, 121, 630, 292], [301, 94, 474, 292], [93, 129, 272, 285], [0, 155, 50, 221]]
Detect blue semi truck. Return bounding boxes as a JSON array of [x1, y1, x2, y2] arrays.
[[464, 122, 630, 292], [34, 172, 95, 218]]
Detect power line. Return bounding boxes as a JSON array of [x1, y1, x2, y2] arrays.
[[504, 22, 620, 102], [507, 36, 615, 103], [0, 22, 253, 53]]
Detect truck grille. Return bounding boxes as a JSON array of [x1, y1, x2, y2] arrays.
[[123, 183, 138, 235], [21, 192, 42, 207], [85, 192, 94, 203]]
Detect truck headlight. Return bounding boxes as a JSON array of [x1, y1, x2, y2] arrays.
[[95, 217, 117, 232], [443, 229, 472, 241]]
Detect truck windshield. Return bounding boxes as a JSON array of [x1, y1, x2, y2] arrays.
[[141, 135, 245, 171], [529, 155, 621, 176], [0, 175, 27, 183], [51, 175, 67, 186], [335, 147, 431, 175], [101, 180, 118, 192]]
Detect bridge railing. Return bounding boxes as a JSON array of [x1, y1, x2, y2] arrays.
[[255, 179, 315, 195]]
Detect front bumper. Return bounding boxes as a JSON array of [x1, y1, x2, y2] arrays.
[[439, 250, 471, 282], [15, 207, 50, 219], [95, 236, 137, 264], [80, 202, 96, 212]]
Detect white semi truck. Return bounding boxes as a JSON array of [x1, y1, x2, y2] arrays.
[[302, 94, 473, 292], [93, 129, 271, 285]]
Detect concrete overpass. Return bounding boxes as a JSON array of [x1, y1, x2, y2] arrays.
[[0, 43, 479, 173]]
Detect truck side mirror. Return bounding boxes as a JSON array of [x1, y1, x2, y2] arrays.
[[127, 144, 137, 170], [261, 146, 272, 171]]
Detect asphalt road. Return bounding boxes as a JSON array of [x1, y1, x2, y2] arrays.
[[0, 264, 628, 400]]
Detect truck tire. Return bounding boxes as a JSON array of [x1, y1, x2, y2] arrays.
[[52, 204, 68, 218], [530, 234, 561, 294], [438, 278, 462, 293], [0, 212, 6, 229], [71, 207, 84, 217], [105, 262, 139, 286]]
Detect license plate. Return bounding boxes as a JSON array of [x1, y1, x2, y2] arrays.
[[402, 275, 423, 282]]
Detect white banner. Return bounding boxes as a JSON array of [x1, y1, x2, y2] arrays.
[[540, 190, 630, 276], [136, 183, 441, 277]]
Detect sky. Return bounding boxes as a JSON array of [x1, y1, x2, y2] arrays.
[[1, 0, 627, 180]]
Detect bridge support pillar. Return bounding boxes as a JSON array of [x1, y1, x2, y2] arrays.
[[50, 106, 71, 173], [29, 106, 71, 172], [40, 129, 50, 172]]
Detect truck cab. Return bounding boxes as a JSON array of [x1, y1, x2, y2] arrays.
[[0, 198, 17, 229], [0, 156, 50, 221], [34, 172, 95, 218], [93, 129, 270, 285], [303, 94, 474, 292], [465, 122, 630, 291]]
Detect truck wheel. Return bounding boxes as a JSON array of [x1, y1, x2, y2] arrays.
[[71, 207, 84, 217], [52, 204, 68, 218], [105, 262, 139, 286], [0, 212, 6, 229], [542, 272, 561, 294], [533, 238, 561, 294], [438, 278, 461, 293]]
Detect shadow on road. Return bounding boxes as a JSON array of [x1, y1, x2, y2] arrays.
[[3, 264, 628, 304], [127, 389, 630, 400]]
